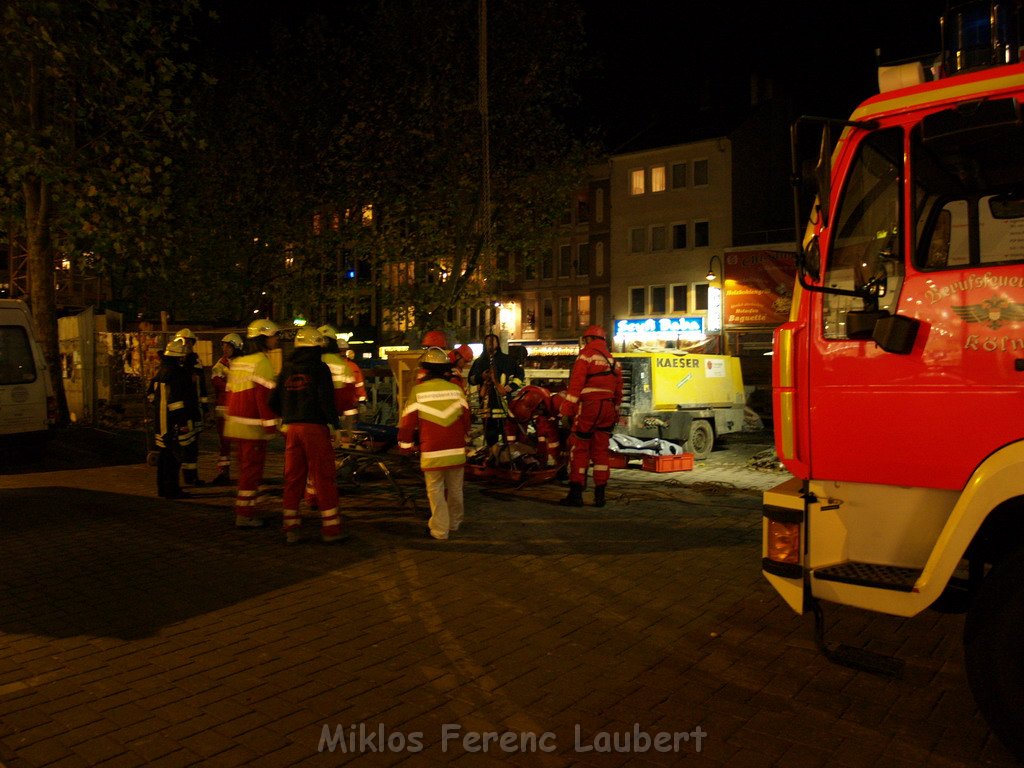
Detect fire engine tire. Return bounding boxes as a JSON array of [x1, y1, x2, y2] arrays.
[[686, 420, 714, 460], [963, 547, 1024, 761]]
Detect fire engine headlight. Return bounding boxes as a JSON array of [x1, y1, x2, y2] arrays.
[[767, 521, 801, 564]]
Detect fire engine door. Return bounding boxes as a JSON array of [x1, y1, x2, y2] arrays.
[[808, 120, 1024, 490]]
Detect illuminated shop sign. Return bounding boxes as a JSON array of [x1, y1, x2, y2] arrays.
[[614, 317, 705, 341]]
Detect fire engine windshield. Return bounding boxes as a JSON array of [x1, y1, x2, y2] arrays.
[[822, 128, 903, 339]]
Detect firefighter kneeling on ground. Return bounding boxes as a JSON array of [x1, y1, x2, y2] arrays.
[[505, 384, 566, 472], [558, 325, 623, 508]]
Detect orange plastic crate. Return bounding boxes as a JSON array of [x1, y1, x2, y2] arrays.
[[642, 453, 694, 472], [607, 452, 630, 469]]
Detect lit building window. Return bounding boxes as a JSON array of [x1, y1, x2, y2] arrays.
[[651, 165, 666, 193], [630, 169, 645, 196], [361, 205, 374, 226]]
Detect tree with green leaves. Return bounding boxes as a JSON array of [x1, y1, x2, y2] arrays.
[[0, 0, 202, 420], [319, 0, 596, 343]]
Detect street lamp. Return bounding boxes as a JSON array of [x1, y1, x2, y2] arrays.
[[706, 254, 722, 282], [705, 255, 725, 353]]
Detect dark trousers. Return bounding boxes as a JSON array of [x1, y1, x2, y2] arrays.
[[157, 446, 183, 497]]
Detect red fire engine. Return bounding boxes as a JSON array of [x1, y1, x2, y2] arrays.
[[762, 1, 1024, 758]]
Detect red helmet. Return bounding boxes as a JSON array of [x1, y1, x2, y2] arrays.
[[448, 344, 473, 365], [421, 330, 447, 348], [508, 385, 551, 423], [582, 325, 606, 340]]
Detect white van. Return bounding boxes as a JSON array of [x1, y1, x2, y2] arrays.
[[0, 299, 57, 452]]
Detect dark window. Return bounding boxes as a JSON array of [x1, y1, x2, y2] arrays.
[[558, 245, 572, 277], [672, 284, 688, 312], [577, 243, 590, 276], [671, 162, 687, 188], [695, 284, 709, 311], [672, 224, 687, 249], [651, 286, 666, 314], [629, 287, 645, 315], [695, 221, 710, 248]]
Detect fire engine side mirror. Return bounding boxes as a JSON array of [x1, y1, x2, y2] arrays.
[[872, 315, 920, 355], [845, 310, 889, 340]]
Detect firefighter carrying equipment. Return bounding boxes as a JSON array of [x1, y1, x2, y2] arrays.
[[247, 318, 279, 338]]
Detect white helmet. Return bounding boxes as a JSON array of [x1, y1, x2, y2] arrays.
[[164, 337, 188, 357], [419, 346, 450, 366], [294, 326, 325, 348], [221, 333, 243, 350], [247, 318, 279, 338]]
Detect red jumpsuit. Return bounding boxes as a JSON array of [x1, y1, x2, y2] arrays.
[[505, 385, 563, 467], [224, 352, 279, 521], [559, 339, 623, 489]]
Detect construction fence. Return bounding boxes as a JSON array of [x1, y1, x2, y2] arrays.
[[56, 309, 399, 428]]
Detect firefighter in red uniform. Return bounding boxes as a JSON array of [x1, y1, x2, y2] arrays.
[[398, 347, 471, 540], [210, 332, 243, 485], [558, 325, 623, 507], [269, 326, 346, 544], [414, 329, 449, 385], [448, 344, 474, 393], [506, 384, 564, 469], [224, 319, 280, 527], [336, 337, 367, 408], [300, 324, 362, 509]]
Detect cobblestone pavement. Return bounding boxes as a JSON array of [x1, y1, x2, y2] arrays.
[[0, 430, 1018, 767]]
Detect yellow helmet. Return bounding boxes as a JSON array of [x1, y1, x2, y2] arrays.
[[246, 318, 279, 338], [419, 346, 450, 366], [164, 337, 188, 357], [174, 328, 196, 340], [317, 324, 338, 339], [294, 326, 324, 348], [221, 333, 243, 349]]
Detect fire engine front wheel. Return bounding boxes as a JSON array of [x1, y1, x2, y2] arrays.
[[686, 420, 714, 460], [964, 547, 1024, 761]]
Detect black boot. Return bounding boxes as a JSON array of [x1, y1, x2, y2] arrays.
[[559, 482, 584, 507], [594, 485, 606, 508], [210, 470, 231, 486]]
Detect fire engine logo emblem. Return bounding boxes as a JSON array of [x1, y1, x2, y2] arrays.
[[951, 297, 1024, 330]]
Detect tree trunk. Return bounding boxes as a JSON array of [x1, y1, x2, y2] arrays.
[[24, 176, 70, 425]]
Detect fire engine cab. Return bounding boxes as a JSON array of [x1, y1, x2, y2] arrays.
[[762, 1, 1024, 758]]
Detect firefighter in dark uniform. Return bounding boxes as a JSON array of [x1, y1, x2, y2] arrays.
[[467, 333, 523, 464], [174, 328, 211, 486], [269, 326, 345, 544], [149, 337, 196, 499]]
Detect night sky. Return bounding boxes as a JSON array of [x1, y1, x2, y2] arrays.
[[203, 0, 953, 150]]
